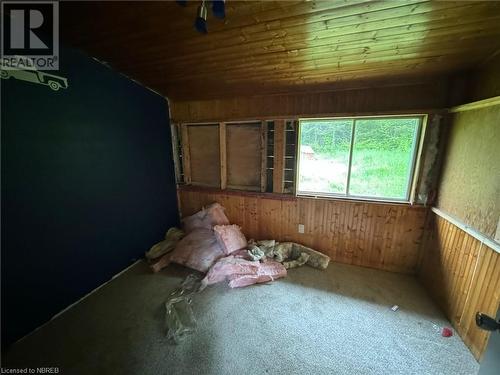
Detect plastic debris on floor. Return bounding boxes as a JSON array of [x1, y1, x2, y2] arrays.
[[164, 274, 202, 343], [441, 327, 453, 337]]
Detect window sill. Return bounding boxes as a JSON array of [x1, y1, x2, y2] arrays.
[[177, 184, 296, 201], [297, 192, 424, 207], [178, 185, 427, 208]]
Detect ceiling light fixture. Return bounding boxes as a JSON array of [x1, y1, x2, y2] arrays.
[[194, 1, 208, 34]]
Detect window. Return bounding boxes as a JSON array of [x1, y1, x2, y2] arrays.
[[297, 116, 422, 202]]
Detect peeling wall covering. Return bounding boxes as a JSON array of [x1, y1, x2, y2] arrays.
[[415, 114, 443, 205]]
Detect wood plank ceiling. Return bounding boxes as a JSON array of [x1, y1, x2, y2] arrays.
[[60, 1, 500, 100]]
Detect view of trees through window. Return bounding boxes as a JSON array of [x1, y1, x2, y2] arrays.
[[298, 117, 421, 200]]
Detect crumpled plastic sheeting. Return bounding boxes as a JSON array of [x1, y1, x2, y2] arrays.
[[145, 227, 185, 260], [165, 274, 202, 344], [182, 203, 230, 233], [201, 256, 286, 289]]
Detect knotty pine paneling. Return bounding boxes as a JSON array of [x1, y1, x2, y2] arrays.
[[178, 187, 427, 274], [61, 2, 500, 100], [170, 81, 447, 122], [418, 213, 500, 360]]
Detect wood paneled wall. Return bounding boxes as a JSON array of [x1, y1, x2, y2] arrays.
[[178, 187, 427, 275], [418, 213, 500, 360], [171, 81, 447, 122]]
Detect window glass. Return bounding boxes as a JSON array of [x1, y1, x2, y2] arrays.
[[298, 116, 421, 201], [298, 119, 353, 194], [349, 118, 419, 199]]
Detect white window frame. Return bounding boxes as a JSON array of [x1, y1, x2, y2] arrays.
[[296, 115, 425, 203]]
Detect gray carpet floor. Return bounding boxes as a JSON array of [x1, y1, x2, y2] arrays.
[[4, 261, 479, 375]]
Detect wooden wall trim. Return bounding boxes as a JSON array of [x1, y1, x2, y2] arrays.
[[450, 95, 500, 113], [418, 212, 500, 360], [181, 125, 191, 184], [260, 121, 267, 192], [170, 123, 182, 184], [178, 188, 427, 275], [172, 109, 445, 124], [219, 122, 227, 190], [178, 184, 427, 207], [432, 207, 500, 253]]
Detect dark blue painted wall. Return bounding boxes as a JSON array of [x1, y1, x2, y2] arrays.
[[1, 48, 179, 346]]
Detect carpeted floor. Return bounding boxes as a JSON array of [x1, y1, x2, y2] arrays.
[[4, 261, 478, 375]]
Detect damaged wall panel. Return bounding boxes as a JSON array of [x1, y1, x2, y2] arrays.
[[226, 122, 262, 191], [178, 188, 426, 275], [437, 103, 500, 240], [413, 114, 445, 205], [184, 124, 221, 187]]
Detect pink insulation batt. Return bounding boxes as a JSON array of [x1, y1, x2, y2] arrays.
[[169, 228, 225, 273], [182, 203, 230, 233], [202, 256, 287, 288], [214, 224, 247, 255]]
